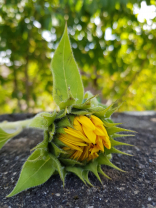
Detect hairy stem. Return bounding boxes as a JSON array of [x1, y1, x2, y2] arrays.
[[0, 119, 32, 130]]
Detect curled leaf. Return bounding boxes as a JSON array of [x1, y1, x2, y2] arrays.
[[0, 127, 22, 150]]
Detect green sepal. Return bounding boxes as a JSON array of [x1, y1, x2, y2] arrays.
[[0, 127, 22, 150], [55, 116, 73, 129], [72, 101, 91, 110], [112, 133, 135, 138], [107, 153, 112, 160], [97, 165, 111, 180], [110, 137, 133, 147], [84, 91, 99, 107], [59, 88, 76, 110], [105, 147, 133, 156], [55, 128, 66, 134], [73, 94, 98, 110], [105, 102, 123, 118], [84, 161, 102, 184], [88, 106, 105, 113], [60, 158, 83, 166], [66, 166, 86, 184], [55, 108, 68, 120], [100, 119, 122, 127], [67, 114, 75, 126], [29, 111, 56, 130], [50, 142, 67, 157], [31, 130, 49, 152], [98, 103, 107, 108], [106, 126, 135, 136], [82, 170, 93, 186], [71, 109, 91, 116], [27, 149, 47, 162], [51, 24, 84, 109], [7, 149, 55, 197], [97, 153, 125, 172], [53, 135, 67, 147], [92, 103, 114, 117], [49, 154, 66, 185], [49, 123, 55, 141]]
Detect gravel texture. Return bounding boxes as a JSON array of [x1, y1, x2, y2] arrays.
[[0, 113, 156, 208]]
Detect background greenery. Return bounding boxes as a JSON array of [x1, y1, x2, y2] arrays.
[[0, 0, 156, 113]]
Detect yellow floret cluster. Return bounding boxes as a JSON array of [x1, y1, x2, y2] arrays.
[[59, 115, 111, 161]]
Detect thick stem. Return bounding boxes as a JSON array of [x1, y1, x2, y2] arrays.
[[0, 119, 32, 130]]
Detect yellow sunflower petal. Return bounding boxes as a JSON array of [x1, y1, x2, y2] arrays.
[[77, 116, 96, 130], [99, 136, 111, 149], [73, 118, 84, 133], [94, 126, 106, 136], [80, 146, 89, 161], [59, 136, 83, 152], [62, 133, 85, 143], [96, 136, 104, 152], [99, 125, 109, 137], [60, 135, 87, 146], [90, 145, 100, 155], [88, 152, 99, 161], [83, 126, 96, 144], [64, 127, 91, 143], [91, 115, 104, 126], [71, 150, 82, 160]]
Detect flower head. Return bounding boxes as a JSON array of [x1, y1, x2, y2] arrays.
[[58, 115, 111, 162]]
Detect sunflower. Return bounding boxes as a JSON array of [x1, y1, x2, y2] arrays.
[[59, 115, 111, 162]]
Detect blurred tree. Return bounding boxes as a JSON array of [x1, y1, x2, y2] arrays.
[[0, 0, 155, 113]]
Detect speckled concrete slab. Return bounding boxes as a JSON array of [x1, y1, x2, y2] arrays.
[[0, 113, 156, 208]]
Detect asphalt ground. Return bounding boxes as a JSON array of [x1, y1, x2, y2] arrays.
[[0, 112, 156, 208]]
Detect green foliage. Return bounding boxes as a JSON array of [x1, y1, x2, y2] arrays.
[[7, 149, 55, 197], [51, 24, 84, 109], [0, 0, 156, 112], [0, 127, 22, 150]]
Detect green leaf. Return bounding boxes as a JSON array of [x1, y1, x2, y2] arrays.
[[29, 111, 56, 130], [7, 149, 55, 197], [0, 127, 22, 150], [51, 24, 84, 109]]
